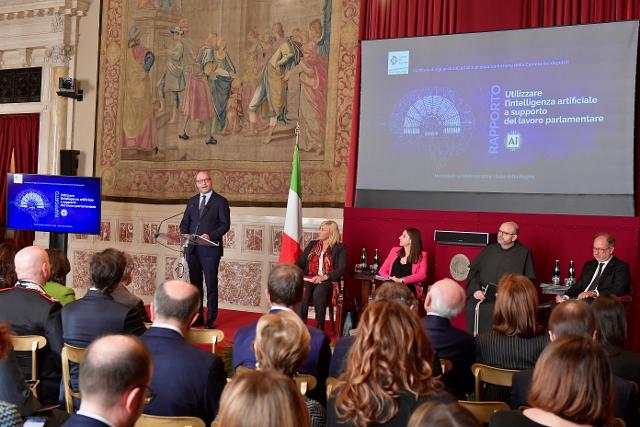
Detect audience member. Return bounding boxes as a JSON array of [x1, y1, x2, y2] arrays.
[[0, 321, 37, 423], [141, 280, 226, 424], [407, 401, 480, 427], [44, 249, 75, 305], [62, 335, 153, 427], [233, 264, 331, 404], [0, 242, 17, 289], [328, 300, 451, 426], [592, 293, 640, 385], [0, 246, 62, 404], [422, 278, 475, 398], [254, 310, 325, 426], [490, 336, 613, 427], [110, 252, 151, 323], [475, 274, 548, 402], [218, 369, 311, 427], [510, 300, 637, 426]]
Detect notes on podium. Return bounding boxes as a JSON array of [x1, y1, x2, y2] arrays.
[[181, 233, 220, 247]]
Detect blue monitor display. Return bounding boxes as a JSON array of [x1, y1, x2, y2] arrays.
[[6, 174, 101, 234]]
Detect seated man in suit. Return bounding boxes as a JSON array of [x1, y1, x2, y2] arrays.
[[511, 300, 638, 426], [233, 264, 331, 404], [422, 278, 475, 398], [142, 280, 226, 424], [0, 246, 63, 405], [558, 233, 630, 301], [63, 335, 152, 427]]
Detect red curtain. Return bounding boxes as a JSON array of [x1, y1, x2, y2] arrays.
[[0, 114, 40, 248], [345, 0, 640, 207]]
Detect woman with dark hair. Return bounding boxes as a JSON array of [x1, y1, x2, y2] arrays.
[[328, 300, 450, 426], [407, 401, 479, 427], [592, 294, 640, 385], [490, 336, 614, 427], [0, 243, 17, 289], [476, 274, 548, 401], [43, 249, 75, 305], [296, 220, 346, 333], [378, 228, 427, 295]]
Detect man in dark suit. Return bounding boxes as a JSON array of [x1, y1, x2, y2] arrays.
[[180, 170, 230, 328], [142, 280, 226, 424], [511, 300, 638, 426], [62, 335, 152, 427], [0, 246, 63, 405], [560, 233, 630, 301], [233, 264, 331, 404], [422, 278, 475, 398]]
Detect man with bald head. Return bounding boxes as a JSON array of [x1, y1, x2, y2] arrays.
[[422, 278, 475, 397], [141, 280, 226, 424], [0, 245, 63, 404], [465, 221, 536, 334], [63, 335, 152, 427]]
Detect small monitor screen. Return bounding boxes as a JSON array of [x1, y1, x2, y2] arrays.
[[6, 173, 101, 234]]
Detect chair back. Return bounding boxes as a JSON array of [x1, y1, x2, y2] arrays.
[[135, 414, 205, 427], [612, 418, 626, 427], [293, 373, 317, 396], [440, 358, 453, 375], [12, 335, 47, 381], [458, 400, 509, 425], [326, 376, 339, 398], [471, 363, 518, 401], [186, 328, 225, 354], [62, 344, 86, 413]]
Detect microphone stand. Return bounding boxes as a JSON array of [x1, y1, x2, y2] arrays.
[[154, 211, 185, 239], [154, 211, 187, 278]]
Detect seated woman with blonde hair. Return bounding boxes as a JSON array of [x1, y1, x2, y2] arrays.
[[328, 300, 451, 426], [254, 310, 325, 426]]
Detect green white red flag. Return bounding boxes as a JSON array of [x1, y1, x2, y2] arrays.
[[279, 143, 302, 264]]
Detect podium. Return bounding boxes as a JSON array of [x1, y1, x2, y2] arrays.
[[181, 233, 220, 248]]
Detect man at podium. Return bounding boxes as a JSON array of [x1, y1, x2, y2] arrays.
[[180, 171, 230, 328]]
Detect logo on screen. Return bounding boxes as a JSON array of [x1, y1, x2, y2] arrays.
[[505, 132, 521, 151], [15, 190, 51, 221], [388, 50, 409, 75]]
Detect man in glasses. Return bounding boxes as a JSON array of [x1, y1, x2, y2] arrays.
[[558, 233, 630, 301], [180, 170, 230, 328], [465, 221, 536, 334], [63, 335, 152, 427]]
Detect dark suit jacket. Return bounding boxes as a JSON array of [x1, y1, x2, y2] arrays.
[[0, 349, 41, 416], [511, 368, 638, 427], [422, 315, 476, 397], [141, 327, 226, 424], [179, 191, 230, 255], [232, 308, 332, 403], [62, 413, 110, 427], [566, 256, 631, 298], [606, 345, 640, 385], [0, 287, 63, 405]]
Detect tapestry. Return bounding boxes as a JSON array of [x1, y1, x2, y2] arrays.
[[95, 0, 358, 205]]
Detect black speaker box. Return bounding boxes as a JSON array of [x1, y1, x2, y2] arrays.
[[60, 149, 80, 176], [433, 230, 496, 246]]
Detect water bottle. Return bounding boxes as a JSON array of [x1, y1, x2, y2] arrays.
[[552, 259, 561, 284], [360, 248, 367, 271], [568, 260, 575, 284], [372, 249, 380, 273]]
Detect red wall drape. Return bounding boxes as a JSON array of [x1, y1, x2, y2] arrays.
[[0, 114, 40, 249]]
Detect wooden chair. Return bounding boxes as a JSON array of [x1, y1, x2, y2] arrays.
[[135, 414, 205, 427], [62, 344, 86, 413], [458, 400, 509, 425], [12, 335, 47, 398], [612, 418, 626, 427], [471, 363, 518, 401], [235, 366, 317, 395], [328, 279, 344, 337], [440, 358, 453, 375], [186, 328, 225, 354], [326, 376, 339, 398]]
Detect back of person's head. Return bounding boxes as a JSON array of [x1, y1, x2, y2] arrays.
[[79, 335, 152, 416], [592, 294, 627, 348], [0, 242, 16, 288], [407, 401, 480, 427], [218, 369, 310, 427], [267, 264, 303, 307], [493, 274, 540, 337], [528, 336, 613, 425], [254, 310, 310, 377], [120, 252, 134, 286], [153, 280, 200, 326], [14, 245, 49, 285], [424, 278, 466, 319], [548, 300, 595, 340], [0, 322, 12, 360], [90, 248, 127, 292], [46, 248, 70, 285], [375, 281, 418, 308], [335, 300, 438, 426]]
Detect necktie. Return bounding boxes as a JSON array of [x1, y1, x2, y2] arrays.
[[199, 195, 206, 216], [586, 262, 605, 292]]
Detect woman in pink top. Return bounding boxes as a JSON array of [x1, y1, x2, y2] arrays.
[[378, 228, 427, 295]]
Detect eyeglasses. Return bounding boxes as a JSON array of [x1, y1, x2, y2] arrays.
[[498, 230, 516, 236], [133, 384, 157, 405], [592, 247, 611, 253], [196, 178, 211, 184]]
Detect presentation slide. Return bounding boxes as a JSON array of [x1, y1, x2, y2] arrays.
[[356, 21, 638, 214], [6, 174, 102, 234]]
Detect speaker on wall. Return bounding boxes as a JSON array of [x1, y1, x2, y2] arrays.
[[433, 230, 497, 247]]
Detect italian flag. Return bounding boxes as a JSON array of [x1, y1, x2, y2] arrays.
[[279, 143, 302, 264]]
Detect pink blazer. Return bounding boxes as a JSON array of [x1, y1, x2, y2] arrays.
[[378, 246, 427, 285]]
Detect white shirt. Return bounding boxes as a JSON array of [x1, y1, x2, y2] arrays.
[[199, 191, 212, 206], [150, 323, 184, 336]]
